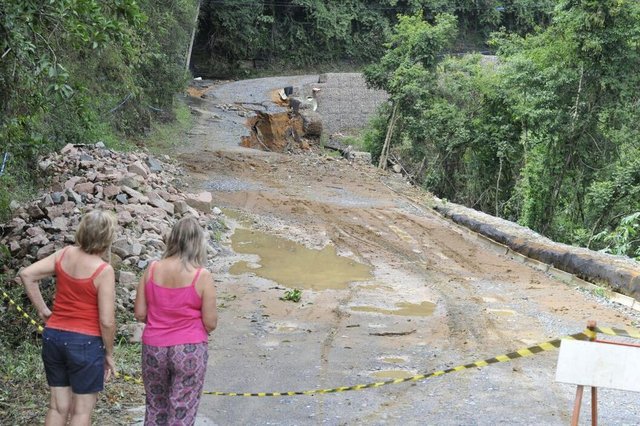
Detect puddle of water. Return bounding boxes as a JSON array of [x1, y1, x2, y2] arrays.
[[381, 357, 406, 364], [231, 260, 262, 271], [371, 370, 415, 380], [350, 301, 435, 317], [229, 228, 372, 290]]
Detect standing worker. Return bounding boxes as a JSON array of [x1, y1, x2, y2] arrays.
[[134, 216, 218, 425], [20, 209, 118, 425]]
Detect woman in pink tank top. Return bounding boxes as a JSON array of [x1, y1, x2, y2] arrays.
[[134, 216, 218, 426]]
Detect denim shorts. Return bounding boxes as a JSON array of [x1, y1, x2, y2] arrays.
[[42, 328, 105, 394]]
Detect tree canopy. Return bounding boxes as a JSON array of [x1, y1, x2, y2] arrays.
[[0, 0, 199, 218], [193, 0, 557, 75], [363, 0, 640, 258]]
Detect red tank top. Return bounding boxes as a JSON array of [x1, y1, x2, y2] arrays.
[[46, 247, 108, 337]]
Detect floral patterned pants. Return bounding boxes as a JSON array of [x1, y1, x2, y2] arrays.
[[142, 343, 208, 426]]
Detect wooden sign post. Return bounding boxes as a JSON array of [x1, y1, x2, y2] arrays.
[[555, 322, 640, 425]]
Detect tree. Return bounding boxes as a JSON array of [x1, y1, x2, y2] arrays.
[[500, 0, 640, 240], [363, 12, 457, 169], [0, 0, 199, 219]]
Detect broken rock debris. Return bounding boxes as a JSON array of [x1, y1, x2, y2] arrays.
[[2, 143, 228, 330]]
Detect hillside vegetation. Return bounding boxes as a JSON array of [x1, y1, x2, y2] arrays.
[[192, 0, 556, 75], [0, 0, 198, 218], [361, 0, 640, 259]]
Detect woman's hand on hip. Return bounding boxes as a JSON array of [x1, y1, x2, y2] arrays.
[[104, 354, 116, 382], [38, 307, 52, 322]]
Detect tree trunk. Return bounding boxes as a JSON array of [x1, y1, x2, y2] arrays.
[[271, 0, 276, 61], [378, 103, 398, 170], [185, 0, 201, 73], [495, 156, 503, 216]]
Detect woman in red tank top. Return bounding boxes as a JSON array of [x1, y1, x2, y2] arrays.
[[20, 209, 117, 426]]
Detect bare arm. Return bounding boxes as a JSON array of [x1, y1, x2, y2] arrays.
[[199, 270, 218, 334], [18, 251, 58, 322], [96, 266, 116, 356], [96, 265, 117, 381], [133, 268, 149, 323]]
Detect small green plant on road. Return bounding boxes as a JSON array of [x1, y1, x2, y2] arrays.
[[592, 286, 608, 299], [280, 288, 302, 303]]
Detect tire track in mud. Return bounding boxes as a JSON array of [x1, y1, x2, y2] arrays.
[[204, 153, 544, 398], [338, 205, 546, 420], [269, 195, 516, 356], [319, 204, 561, 421], [325, 206, 498, 345], [318, 206, 493, 420]]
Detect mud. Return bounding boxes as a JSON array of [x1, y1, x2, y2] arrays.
[[229, 227, 372, 290], [137, 75, 640, 425]]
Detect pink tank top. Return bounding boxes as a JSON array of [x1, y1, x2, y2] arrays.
[[141, 262, 208, 346]]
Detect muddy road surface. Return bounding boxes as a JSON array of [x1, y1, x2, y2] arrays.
[[171, 75, 639, 425]]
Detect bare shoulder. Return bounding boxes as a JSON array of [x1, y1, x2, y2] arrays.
[[197, 268, 213, 283], [196, 268, 215, 290], [95, 262, 115, 282], [99, 263, 115, 274]]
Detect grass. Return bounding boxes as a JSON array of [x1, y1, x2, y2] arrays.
[[0, 339, 144, 425], [140, 100, 193, 155], [0, 275, 145, 425], [94, 342, 145, 425], [592, 286, 608, 298], [0, 338, 47, 425], [340, 135, 367, 151], [0, 167, 40, 222]]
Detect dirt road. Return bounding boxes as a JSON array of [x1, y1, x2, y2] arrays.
[[172, 75, 639, 425]]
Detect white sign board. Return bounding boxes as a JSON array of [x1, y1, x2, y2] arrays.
[[555, 339, 640, 393]]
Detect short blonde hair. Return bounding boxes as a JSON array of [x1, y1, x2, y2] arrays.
[[163, 216, 207, 267], [75, 210, 117, 255]]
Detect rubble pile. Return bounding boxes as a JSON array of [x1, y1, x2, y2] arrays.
[[1, 142, 227, 313]]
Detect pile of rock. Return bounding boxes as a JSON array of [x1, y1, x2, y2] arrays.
[[1, 142, 227, 315]]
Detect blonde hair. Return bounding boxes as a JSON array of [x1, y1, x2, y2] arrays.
[[163, 216, 207, 268], [75, 209, 117, 255]]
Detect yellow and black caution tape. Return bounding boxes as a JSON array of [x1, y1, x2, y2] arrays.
[[1, 289, 44, 333], [203, 330, 597, 397], [4, 285, 640, 397], [594, 326, 640, 340]]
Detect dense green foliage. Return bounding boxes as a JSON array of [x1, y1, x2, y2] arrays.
[[365, 0, 640, 258], [193, 0, 557, 76], [0, 0, 198, 218]]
